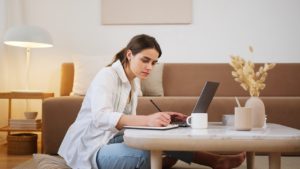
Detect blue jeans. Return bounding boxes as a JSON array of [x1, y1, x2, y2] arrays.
[[96, 130, 194, 169]]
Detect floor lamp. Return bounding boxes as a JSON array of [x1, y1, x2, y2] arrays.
[[3, 25, 53, 91], [3, 25, 53, 112]]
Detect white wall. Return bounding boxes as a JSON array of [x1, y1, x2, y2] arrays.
[[21, 0, 300, 95], [0, 0, 300, 140], [24, 0, 300, 64]]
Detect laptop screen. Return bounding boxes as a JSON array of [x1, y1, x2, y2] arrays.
[[192, 81, 219, 113]]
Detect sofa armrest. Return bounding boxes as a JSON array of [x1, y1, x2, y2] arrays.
[[60, 63, 74, 96], [42, 96, 83, 154]]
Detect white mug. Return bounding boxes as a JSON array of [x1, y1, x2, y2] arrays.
[[186, 113, 208, 129]]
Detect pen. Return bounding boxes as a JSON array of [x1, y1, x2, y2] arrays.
[[235, 97, 241, 107], [150, 99, 185, 126], [150, 99, 162, 112]]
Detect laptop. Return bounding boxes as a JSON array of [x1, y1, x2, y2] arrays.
[[171, 81, 219, 127], [124, 81, 219, 130], [191, 81, 219, 113]]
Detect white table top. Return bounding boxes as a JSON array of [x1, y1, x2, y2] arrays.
[[124, 123, 300, 152]]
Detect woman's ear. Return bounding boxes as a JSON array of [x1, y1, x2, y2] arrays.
[[126, 50, 133, 61]]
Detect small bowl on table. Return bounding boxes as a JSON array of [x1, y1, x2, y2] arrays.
[[24, 111, 38, 119]]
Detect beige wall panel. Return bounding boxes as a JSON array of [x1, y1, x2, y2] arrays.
[[101, 0, 192, 25]]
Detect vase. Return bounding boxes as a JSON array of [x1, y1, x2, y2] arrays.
[[245, 96, 265, 128]]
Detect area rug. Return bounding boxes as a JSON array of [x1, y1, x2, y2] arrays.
[[12, 156, 209, 169], [13, 154, 69, 169], [13, 159, 209, 169], [13, 159, 36, 169], [12, 155, 300, 169]]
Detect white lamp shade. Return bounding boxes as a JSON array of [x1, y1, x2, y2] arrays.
[[3, 25, 53, 48]]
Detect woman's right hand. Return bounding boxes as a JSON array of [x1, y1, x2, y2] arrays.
[[146, 112, 172, 127]]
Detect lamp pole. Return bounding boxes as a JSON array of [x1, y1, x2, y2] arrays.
[[25, 47, 31, 91], [25, 47, 31, 112]]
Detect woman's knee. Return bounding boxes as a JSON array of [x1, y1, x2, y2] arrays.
[[96, 143, 150, 169]]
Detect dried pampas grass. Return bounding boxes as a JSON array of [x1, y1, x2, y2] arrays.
[[229, 53, 275, 96]]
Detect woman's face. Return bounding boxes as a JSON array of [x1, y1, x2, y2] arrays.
[[126, 48, 159, 80]]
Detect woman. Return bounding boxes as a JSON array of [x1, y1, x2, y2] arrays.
[[58, 34, 245, 169]]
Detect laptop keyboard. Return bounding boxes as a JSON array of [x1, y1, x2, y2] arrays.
[[171, 115, 189, 127], [171, 121, 189, 127]]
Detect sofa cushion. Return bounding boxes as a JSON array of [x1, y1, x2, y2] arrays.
[[71, 56, 111, 96], [141, 63, 164, 96], [71, 58, 165, 96], [33, 154, 70, 169], [137, 96, 300, 129], [43, 95, 300, 155]]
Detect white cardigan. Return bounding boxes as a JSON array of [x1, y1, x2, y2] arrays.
[[58, 60, 140, 169]]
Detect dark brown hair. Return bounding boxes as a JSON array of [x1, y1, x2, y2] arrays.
[[108, 34, 162, 67]]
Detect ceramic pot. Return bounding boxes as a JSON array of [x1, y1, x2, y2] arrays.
[[245, 96, 265, 128], [24, 111, 38, 119], [234, 107, 252, 131]]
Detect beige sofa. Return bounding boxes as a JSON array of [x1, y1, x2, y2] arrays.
[[42, 63, 300, 155]]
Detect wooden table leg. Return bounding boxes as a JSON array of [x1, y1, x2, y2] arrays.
[[8, 98, 12, 135], [246, 152, 255, 169], [269, 152, 281, 169], [151, 150, 162, 169], [41, 132, 43, 153]]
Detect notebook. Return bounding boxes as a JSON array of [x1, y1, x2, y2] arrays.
[[124, 124, 179, 130]]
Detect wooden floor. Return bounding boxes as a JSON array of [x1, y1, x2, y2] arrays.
[[1, 139, 300, 169], [0, 140, 41, 169]]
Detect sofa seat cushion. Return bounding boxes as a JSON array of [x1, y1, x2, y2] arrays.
[[137, 96, 300, 129], [43, 96, 300, 155]]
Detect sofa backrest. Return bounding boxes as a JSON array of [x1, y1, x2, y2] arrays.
[[60, 62, 300, 97], [163, 63, 300, 97]]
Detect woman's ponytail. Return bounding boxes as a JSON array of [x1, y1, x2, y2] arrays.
[[107, 48, 127, 66]]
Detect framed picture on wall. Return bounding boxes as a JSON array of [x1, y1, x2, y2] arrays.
[[101, 0, 192, 25]]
